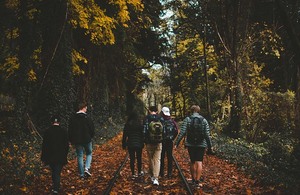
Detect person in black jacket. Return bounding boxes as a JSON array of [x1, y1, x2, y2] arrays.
[[159, 107, 178, 178], [41, 115, 69, 194], [122, 110, 144, 178], [68, 102, 95, 179]]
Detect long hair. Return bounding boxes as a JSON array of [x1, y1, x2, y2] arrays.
[[126, 110, 143, 127]]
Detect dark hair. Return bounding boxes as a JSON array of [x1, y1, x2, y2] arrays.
[[149, 106, 158, 112], [126, 110, 143, 127], [51, 115, 60, 123]]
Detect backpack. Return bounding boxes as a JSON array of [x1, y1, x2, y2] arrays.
[[164, 119, 176, 140], [147, 116, 163, 143], [186, 116, 205, 145]]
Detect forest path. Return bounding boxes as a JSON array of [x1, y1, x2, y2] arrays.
[[28, 133, 276, 194]]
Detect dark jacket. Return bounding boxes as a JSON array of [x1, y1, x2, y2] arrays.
[[122, 120, 144, 148], [162, 115, 178, 142], [143, 114, 164, 144], [175, 113, 212, 148], [41, 125, 69, 165], [68, 112, 95, 145]]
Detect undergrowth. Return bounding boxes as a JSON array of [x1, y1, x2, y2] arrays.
[[212, 132, 300, 194]]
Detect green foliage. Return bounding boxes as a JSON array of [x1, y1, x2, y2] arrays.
[[214, 133, 300, 193], [243, 90, 295, 142]]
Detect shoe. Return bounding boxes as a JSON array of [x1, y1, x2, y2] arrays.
[[194, 180, 203, 188], [131, 174, 138, 179], [80, 175, 85, 180], [84, 168, 92, 177], [153, 178, 159, 185], [52, 190, 58, 194], [150, 176, 155, 182], [138, 171, 144, 177]]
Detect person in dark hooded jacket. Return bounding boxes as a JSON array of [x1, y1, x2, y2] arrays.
[[68, 102, 95, 179], [122, 110, 144, 178], [41, 115, 69, 194]]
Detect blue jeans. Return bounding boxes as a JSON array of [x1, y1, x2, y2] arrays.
[[49, 164, 63, 192], [75, 142, 93, 177]]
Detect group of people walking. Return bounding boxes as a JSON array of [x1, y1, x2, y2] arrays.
[[41, 102, 214, 194], [41, 103, 95, 194], [122, 104, 214, 188]]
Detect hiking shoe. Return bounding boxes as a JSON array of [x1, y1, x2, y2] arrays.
[[84, 168, 92, 177], [153, 178, 159, 185]]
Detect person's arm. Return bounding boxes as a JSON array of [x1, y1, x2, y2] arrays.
[[143, 117, 149, 143], [41, 130, 49, 164], [68, 117, 74, 144], [172, 119, 179, 139], [122, 123, 129, 149], [88, 116, 95, 138], [174, 117, 188, 147], [63, 128, 69, 163], [203, 119, 214, 154]]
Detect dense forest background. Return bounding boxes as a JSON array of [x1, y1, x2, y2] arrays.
[[0, 0, 300, 194]]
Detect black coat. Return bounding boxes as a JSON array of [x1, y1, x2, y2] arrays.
[[41, 125, 69, 165], [122, 121, 144, 148], [68, 112, 95, 145]]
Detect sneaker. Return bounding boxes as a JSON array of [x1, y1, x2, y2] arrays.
[[194, 180, 203, 188], [84, 168, 92, 177], [138, 171, 144, 177], [131, 174, 138, 179], [150, 176, 155, 182], [80, 175, 85, 180], [153, 178, 159, 185], [52, 190, 58, 194]]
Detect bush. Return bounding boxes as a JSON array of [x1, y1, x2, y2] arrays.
[[242, 90, 295, 142]]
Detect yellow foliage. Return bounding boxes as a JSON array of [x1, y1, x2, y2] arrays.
[[0, 55, 20, 79], [207, 67, 216, 75], [68, 0, 117, 45], [25, 170, 32, 176], [5, 28, 19, 39], [31, 47, 42, 67], [71, 49, 87, 75], [27, 69, 37, 81], [68, 0, 144, 44], [5, 0, 20, 9], [72, 64, 85, 75], [19, 186, 28, 192], [27, 8, 38, 20]]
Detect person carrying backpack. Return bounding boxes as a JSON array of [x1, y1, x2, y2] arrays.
[[143, 105, 164, 186], [159, 106, 178, 178], [174, 105, 214, 188]]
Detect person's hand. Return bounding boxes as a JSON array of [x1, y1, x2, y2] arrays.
[[206, 148, 215, 155]]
